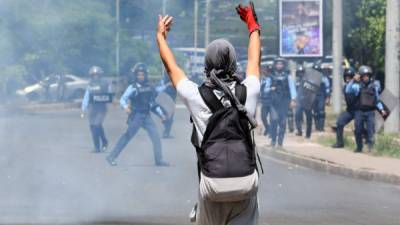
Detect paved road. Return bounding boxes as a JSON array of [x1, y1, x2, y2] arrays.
[[0, 106, 399, 225]]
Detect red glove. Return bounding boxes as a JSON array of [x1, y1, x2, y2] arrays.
[[236, 1, 260, 35]]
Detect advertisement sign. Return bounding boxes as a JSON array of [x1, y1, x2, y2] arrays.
[[280, 0, 323, 57]]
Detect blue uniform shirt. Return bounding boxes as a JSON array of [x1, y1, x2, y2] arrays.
[[120, 84, 164, 116], [345, 80, 383, 110]]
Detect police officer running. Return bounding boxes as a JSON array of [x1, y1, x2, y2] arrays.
[[332, 67, 357, 148], [264, 57, 297, 148], [106, 63, 169, 166], [346, 66, 386, 152], [81, 66, 110, 153]]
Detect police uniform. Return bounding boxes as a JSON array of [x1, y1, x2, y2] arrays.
[[346, 66, 384, 152], [106, 63, 169, 166], [294, 65, 313, 138], [81, 66, 110, 153], [260, 75, 272, 136], [265, 58, 297, 147], [313, 74, 330, 131], [332, 68, 356, 148]]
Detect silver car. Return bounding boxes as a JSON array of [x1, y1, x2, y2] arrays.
[[16, 74, 89, 101]]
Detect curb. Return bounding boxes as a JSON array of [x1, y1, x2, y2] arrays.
[[260, 146, 400, 186]]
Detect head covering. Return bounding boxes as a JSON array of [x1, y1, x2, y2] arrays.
[[204, 39, 238, 83], [130, 62, 149, 84]]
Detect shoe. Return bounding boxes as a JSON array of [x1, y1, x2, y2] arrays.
[[156, 160, 170, 167], [101, 142, 108, 152], [331, 143, 344, 148], [353, 149, 362, 153], [106, 156, 117, 166], [305, 135, 311, 139], [269, 142, 276, 147], [295, 131, 302, 136]]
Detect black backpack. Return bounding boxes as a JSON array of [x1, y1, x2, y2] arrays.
[[191, 83, 262, 180]]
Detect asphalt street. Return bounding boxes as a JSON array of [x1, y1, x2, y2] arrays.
[[0, 105, 400, 225]]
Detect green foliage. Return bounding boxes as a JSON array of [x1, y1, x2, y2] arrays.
[[345, 0, 386, 70], [0, 0, 164, 85], [375, 133, 400, 158]]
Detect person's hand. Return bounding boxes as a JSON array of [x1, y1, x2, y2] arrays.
[[124, 107, 132, 115], [381, 109, 387, 117], [271, 86, 276, 91], [290, 100, 296, 109], [157, 15, 173, 39], [236, 1, 260, 35]]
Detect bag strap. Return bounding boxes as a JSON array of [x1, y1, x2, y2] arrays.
[[199, 85, 224, 113], [235, 83, 247, 105]]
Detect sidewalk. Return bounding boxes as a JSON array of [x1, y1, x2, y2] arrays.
[[256, 133, 400, 185]]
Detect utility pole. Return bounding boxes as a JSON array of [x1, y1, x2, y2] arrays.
[[205, 0, 210, 47], [384, 0, 400, 133], [162, 0, 167, 15], [332, 0, 343, 114], [194, 0, 199, 75], [115, 0, 120, 93]]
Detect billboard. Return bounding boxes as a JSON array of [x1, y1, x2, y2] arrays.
[[279, 0, 323, 57]]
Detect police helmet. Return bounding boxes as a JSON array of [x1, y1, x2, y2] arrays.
[[273, 57, 287, 71], [343, 67, 355, 79], [130, 63, 149, 82], [89, 66, 104, 76], [358, 65, 373, 77]]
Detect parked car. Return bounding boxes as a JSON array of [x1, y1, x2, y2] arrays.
[[16, 74, 89, 101]]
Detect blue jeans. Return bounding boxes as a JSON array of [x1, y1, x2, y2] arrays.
[[335, 110, 355, 145], [313, 95, 326, 130], [354, 110, 375, 151], [295, 105, 312, 138], [108, 112, 163, 163], [270, 99, 290, 145]]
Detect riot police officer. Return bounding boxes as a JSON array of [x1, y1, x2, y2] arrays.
[[106, 63, 169, 166], [346, 66, 386, 152], [81, 66, 111, 153], [294, 64, 313, 138], [260, 63, 273, 136], [312, 61, 331, 131], [264, 57, 297, 148], [332, 67, 357, 148]]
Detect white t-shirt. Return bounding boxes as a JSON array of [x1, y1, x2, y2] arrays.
[[176, 75, 260, 143]]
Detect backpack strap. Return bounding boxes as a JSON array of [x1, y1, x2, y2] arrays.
[[199, 85, 224, 113], [190, 116, 202, 182], [235, 83, 247, 105]]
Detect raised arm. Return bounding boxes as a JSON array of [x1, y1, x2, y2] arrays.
[[156, 15, 186, 88], [236, 2, 261, 79]]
